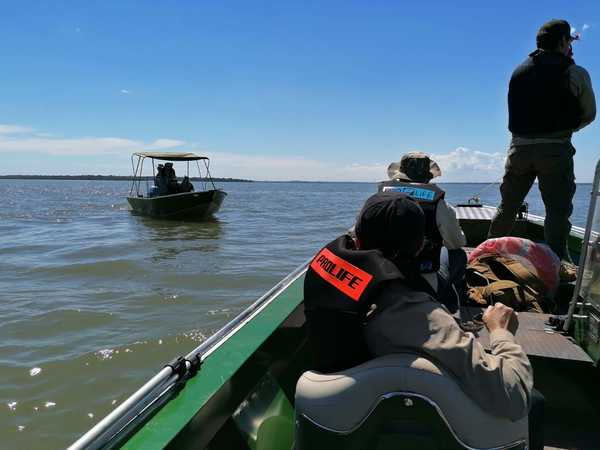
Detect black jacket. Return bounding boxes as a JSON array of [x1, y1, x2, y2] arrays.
[[508, 50, 581, 135]]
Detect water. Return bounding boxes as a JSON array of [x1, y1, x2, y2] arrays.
[[0, 179, 593, 449]]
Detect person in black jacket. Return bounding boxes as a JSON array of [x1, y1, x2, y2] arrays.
[[488, 19, 595, 263], [304, 192, 543, 450]]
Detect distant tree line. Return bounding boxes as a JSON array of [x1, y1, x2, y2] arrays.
[[0, 175, 253, 182]]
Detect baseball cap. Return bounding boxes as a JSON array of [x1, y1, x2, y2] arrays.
[[536, 19, 578, 50], [355, 191, 425, 258]]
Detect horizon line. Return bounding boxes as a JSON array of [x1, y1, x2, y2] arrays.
[[0, 175, 594, 184]]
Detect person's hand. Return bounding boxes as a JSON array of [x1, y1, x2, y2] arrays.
[[482, 303, 519, 335]]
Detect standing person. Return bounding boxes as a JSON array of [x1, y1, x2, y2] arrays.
[[488, 19, 596, 264], [381, 152, 467, 312]]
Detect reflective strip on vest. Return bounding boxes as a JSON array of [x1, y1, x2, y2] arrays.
[[310, 248, 374, 301], [382, 185, 436, 201]]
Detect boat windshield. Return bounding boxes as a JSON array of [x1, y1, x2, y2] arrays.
[[580, 210, 600, 305], [572, 160, 600, 362]]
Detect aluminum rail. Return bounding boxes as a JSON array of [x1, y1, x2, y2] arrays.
[[565, 159, 600, 331], [68, 260, 310, 450]]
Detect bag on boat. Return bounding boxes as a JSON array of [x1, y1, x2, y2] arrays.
[[465, 237, 560, 312], [469, 237, 560, 294]]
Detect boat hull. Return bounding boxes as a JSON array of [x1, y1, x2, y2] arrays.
[[70, 203, 600, 450], [126, 190, 226, 220]]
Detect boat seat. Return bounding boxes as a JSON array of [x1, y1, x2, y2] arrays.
[[295, 354, 528, 450]]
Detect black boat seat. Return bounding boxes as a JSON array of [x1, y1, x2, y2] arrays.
[[295, 354, 528, 450]]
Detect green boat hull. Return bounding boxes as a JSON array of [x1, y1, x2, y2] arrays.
[[71, 207, 600, 450], [127, 190, 227, 220]]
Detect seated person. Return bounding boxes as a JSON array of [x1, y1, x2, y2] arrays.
[[382, 152, 467, 312], [179, 176, 194, 193], [304, 191, 541, 449], [155, 164, 169, 195], [164, 162, 179, 194]]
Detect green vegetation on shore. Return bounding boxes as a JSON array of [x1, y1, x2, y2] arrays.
[[0, 175, 253, 182]]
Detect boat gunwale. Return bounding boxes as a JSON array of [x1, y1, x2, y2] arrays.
[[68, 260, 310, 450], [126, 189, 225, 202]]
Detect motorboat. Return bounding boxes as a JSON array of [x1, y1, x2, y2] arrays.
[[126, 152, 226, 220]]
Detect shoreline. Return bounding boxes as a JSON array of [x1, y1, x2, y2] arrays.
[[0, 175, 253, 182]]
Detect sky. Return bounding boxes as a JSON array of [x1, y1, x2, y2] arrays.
[[1, 1, 599, 182]]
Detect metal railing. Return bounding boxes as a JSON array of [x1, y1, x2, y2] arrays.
[[68, 261, 309, 450], [565, 159, 600, 331]]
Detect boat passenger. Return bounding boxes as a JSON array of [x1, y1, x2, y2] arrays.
[[304, 191, 542, 449], [155, 164, 170, 195], [381, 152, 467, 312], [164, 162, 179, 194], [179, 176, 194, 193], [488, 19, 596, 264]]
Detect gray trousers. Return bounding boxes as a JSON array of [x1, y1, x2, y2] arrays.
[[488, 143, 576, 260]]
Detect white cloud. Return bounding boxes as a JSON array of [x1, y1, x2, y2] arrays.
[[205, 151, 385, 181], [0, 124, 34, 134], [206, 147, 506, 182], [431, 147, 506, 182], [149, 139, 185, 149], [583, 24, 591, 31], [120, 89, 131, 94], [0, 124, 508, 181], [0, 129, 185, 156]]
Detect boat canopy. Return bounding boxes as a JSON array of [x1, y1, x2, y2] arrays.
[[134, 152, 208, 161]]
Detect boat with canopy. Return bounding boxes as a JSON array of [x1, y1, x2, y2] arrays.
[[71, 159, 600, 450], [127, 152, 226, 220]]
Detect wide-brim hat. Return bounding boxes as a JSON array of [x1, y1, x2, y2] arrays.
[[387, 152, 442, 182]]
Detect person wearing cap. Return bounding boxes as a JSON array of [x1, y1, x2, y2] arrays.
[[163, 162, 179, 194], [304, 191, 434, 373], [155, 164, 169, 195], [488, 19, 596, 263], [381, 152, 467, 311], [303, 191, 538, 444]]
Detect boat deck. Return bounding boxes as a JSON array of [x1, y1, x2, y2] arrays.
[[461, 307, 593, 363], [454, 204, 498, 221]]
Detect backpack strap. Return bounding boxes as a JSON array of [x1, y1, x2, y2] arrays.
[[486, 257, 543, 299]]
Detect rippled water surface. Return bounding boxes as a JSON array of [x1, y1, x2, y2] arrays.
[[0, 179, 593, 449]]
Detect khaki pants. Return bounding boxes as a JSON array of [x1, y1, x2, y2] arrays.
[[488, 143, 576, 260]]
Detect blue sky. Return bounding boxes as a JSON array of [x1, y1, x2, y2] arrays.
[[1, 1, 598, 181]]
